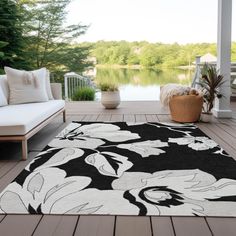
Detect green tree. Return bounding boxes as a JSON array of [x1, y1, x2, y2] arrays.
[[139, 45, 162, 67], [0, 0, 24, 71], [0, 41, 8, 73], [127, 52, 140, 65], [20, 0, 90, 72], [89, 40, 236, 68]]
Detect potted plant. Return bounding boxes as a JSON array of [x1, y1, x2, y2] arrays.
[[198, 63, 225, 122], [160, 84, 203, 123], [99, 83, 120, 109]]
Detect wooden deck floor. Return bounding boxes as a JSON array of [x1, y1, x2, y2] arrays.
[[1, 101, 236, 236]]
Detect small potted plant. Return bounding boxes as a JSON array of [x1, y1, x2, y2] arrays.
[[99, 82, 120, 109], [198, 63, 225, 122]]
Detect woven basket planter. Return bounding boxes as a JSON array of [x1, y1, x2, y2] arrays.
[[169, 95, 203, 123]]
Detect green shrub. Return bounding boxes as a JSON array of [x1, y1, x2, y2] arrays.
[[98, 82, 119, 92], [73, 87, 96, 101]]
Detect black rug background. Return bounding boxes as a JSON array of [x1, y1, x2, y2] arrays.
[[14, 122, 236, 191]]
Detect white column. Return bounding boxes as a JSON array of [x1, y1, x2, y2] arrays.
[[213, 0, 232, 118]]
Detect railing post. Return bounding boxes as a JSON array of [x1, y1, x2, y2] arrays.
[[64, 75, 68, 101], [64, 72, 93, 101], [195, 56, 201, 66], [191, 56, 201, 88]]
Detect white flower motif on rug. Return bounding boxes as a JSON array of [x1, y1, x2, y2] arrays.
[[0, 168, 92, 214], [49, 123, 140, 149], [118, 140, 168, 157], [85, 151, 133, 177], [168, 136, 218, 151], [112, 169, 236, 216]]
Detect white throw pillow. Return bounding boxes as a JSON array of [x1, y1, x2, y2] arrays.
[[0, 86, 8, 107], [5, 67, 49, 105], [46, 70, 54, 100]]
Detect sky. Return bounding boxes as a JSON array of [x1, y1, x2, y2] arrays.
[[66, 0, 236, 44]]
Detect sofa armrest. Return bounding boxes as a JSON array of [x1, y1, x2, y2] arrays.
[[50, 83, 62, 100]]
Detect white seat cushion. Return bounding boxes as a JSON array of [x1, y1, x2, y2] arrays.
[[0, 100, 65, 136]]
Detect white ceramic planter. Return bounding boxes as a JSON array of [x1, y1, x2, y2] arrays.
[[101, 91, 120, 109], [201, 112, 212, 123]]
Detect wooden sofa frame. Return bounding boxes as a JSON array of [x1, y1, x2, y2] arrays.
[[0, 109, 66, 160], [0, 83, 66, 160]]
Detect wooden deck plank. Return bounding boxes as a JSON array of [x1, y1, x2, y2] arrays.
[[124, 114, 135, 122], [135, 114, 147, 122], [82, 114, 94, 121], [0, 161, 12, 170], [218, 117, 236, 125], [0, 161, 5, 169], [64, 114, 85, 123], [90, 114, 100, 121], [0, 215, 5, 223], [198, 124, 236, 159], [81, 114, 99, 122], [145, 114, 160, 122], [151, 217, 175, 236], [206, 124, 236, 149], [0, 215, 42, 236], [66, 101, 169, 115], [96, 114, 112, 122], [157, 114, 172, 122], [0, 161, 19, 179], [172, 217, 212, 236], [115, 216, 152, 236], [74, 215, 115, 236], [215, 122, 236, 138], [110, 114, 124, 121], [206, 218, 236, 236], [33, 215, 78, 236]]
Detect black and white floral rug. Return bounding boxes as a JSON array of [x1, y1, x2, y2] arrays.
[[1, 122, 236, 216]]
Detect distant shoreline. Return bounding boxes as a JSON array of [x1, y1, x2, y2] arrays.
[[95, 64, 195, 70], [96, 64, 143, 69]]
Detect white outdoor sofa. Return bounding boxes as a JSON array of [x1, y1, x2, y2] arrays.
[[0, 75, 66, 160]]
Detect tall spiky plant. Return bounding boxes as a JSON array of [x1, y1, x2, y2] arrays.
[[198, 63, 225, 113]]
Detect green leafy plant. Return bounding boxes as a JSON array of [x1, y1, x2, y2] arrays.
[[98, 82, 119, 92], [72, 87, 95, 101], [198, 63, 225, 113]]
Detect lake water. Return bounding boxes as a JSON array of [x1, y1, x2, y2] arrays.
[[94, 67, 193, 101]]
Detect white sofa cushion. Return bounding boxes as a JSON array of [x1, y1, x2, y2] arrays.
[[5, 67, 49, 105], [0, 75, 9, 106], [0, 100, 65, 136]]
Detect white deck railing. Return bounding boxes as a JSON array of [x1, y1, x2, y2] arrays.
[[191, 57, 236, 90], [64, 72, 93, 101]]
